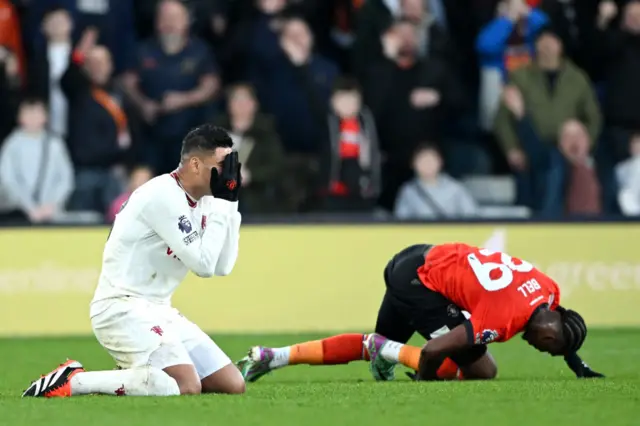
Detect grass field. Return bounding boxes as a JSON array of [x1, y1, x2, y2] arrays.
[[1, 329, 638, 426]]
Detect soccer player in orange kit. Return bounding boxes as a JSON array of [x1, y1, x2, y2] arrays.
[[237, 243, 603, 382]]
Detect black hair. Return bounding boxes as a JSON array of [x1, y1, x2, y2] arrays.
[[557, 306, 587, 354], [180, 124, 233, 158], [43, 5, 69, 17], [535, 25, 562, 44], [226, 82, 257, 99], [20, 95, 47, 109], [332, 76, 361, 94], [412, 142, 441, 159]]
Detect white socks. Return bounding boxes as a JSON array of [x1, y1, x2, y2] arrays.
[[379, 341, 403, 363], [269, 347, 291, 369], [70, 367, 180, 396]]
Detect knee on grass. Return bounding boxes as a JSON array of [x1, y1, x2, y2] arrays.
[[461, 354, 498, 380], [178, 380, 202, 395], [201, 365, 246, 395]]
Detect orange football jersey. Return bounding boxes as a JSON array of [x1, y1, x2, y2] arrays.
[[417, 243, 560, 344]]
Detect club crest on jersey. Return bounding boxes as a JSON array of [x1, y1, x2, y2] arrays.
[[476, 329, 499, 344], [201, 215, 207, 230], [178, 215, 192, 234], [447, 304, 460, 318]]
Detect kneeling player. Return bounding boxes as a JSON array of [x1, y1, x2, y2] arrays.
[[23, 125, 246, 397], [237, 243, 603, 381]]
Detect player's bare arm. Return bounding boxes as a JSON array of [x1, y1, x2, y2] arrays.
[[417, 324, 470, 380]]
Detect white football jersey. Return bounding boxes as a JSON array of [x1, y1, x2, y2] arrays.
[[90, 172, 241, 314]]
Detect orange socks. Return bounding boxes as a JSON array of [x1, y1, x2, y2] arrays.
[[398, 345, 421, 370], [288, 334, 366, 365], [275, 335, 463, 381], [436, 358, 463, 380]]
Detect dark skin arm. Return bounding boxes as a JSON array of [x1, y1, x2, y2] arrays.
[[417, 323, 472, 380]]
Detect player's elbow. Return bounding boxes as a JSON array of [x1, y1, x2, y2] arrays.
[[214, 263, 235, 277], [193, 265, 216, 278]]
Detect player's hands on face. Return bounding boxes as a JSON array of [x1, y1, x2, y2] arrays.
[[209, 151, 242, 202]]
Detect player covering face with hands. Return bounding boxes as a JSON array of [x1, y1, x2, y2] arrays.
[[238, 243, 604, 382], [23, 125, 247, 398]]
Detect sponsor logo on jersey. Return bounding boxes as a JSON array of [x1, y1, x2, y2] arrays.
[[476, 329, 499, 344], [183, 231, 198, 245], [178, 215, 192, 234]]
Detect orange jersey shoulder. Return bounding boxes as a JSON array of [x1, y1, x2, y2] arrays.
[[417, 243, 560, 343]]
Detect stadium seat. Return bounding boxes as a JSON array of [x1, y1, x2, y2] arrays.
[[477, 205, 531, 219], [461, 176, 517, 205]]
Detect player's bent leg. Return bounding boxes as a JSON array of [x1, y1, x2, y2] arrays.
[[73, 366, 182, 396], [201, 364, 245, 394], [163, 364, 202, 395], [237, 334, 368, 383], [458, 351, 497, 380], [172, 312, 245, 394], [22, 362, 181, 397], [368, 245, 433, 381]]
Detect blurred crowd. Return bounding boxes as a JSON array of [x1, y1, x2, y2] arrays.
[[1, 0, 640, 224]]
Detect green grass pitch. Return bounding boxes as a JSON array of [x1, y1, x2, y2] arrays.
[[1, 330, 638, 426]]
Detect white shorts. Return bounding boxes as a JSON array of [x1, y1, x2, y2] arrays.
[[90, 298, 231, 379]]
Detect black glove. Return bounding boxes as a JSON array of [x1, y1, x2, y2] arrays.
[[210, 151, 242, 202], [564, 353, 605, 379]]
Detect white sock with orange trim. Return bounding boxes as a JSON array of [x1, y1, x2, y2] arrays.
[[70, 367, 180, 396]]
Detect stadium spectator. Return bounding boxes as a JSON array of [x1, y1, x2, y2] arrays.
[[0, 0, 25, 85], [123, 0, 219, 175], [106, 166, 153, 223], [493, 26, 602, 214], [321, 76, 381, 212], [62, 30, 131, 214], [616, 134, 640, 217], [393, 144, 478, 219], [219, 0, 290, 83], [365, 19, 465, 210], [213, 83, 286, 214], [0, 45, 20, 143], [0, 97, 74, 224], [28, 7, 73, 139], [25, 0, 135, 73], [597, 0, 640, 165], [352, 0, 452, 80], [537, 0, 601, 80], [134, 0, 230, 50], [560, 120, 602, 216], [476, 0, 548, 130], [247, 15, 338, 154]]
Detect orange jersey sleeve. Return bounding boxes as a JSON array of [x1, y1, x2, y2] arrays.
[[417, 243, 560, 344]]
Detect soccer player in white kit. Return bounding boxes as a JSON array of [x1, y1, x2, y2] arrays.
[[22, 125, 246, 397]]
